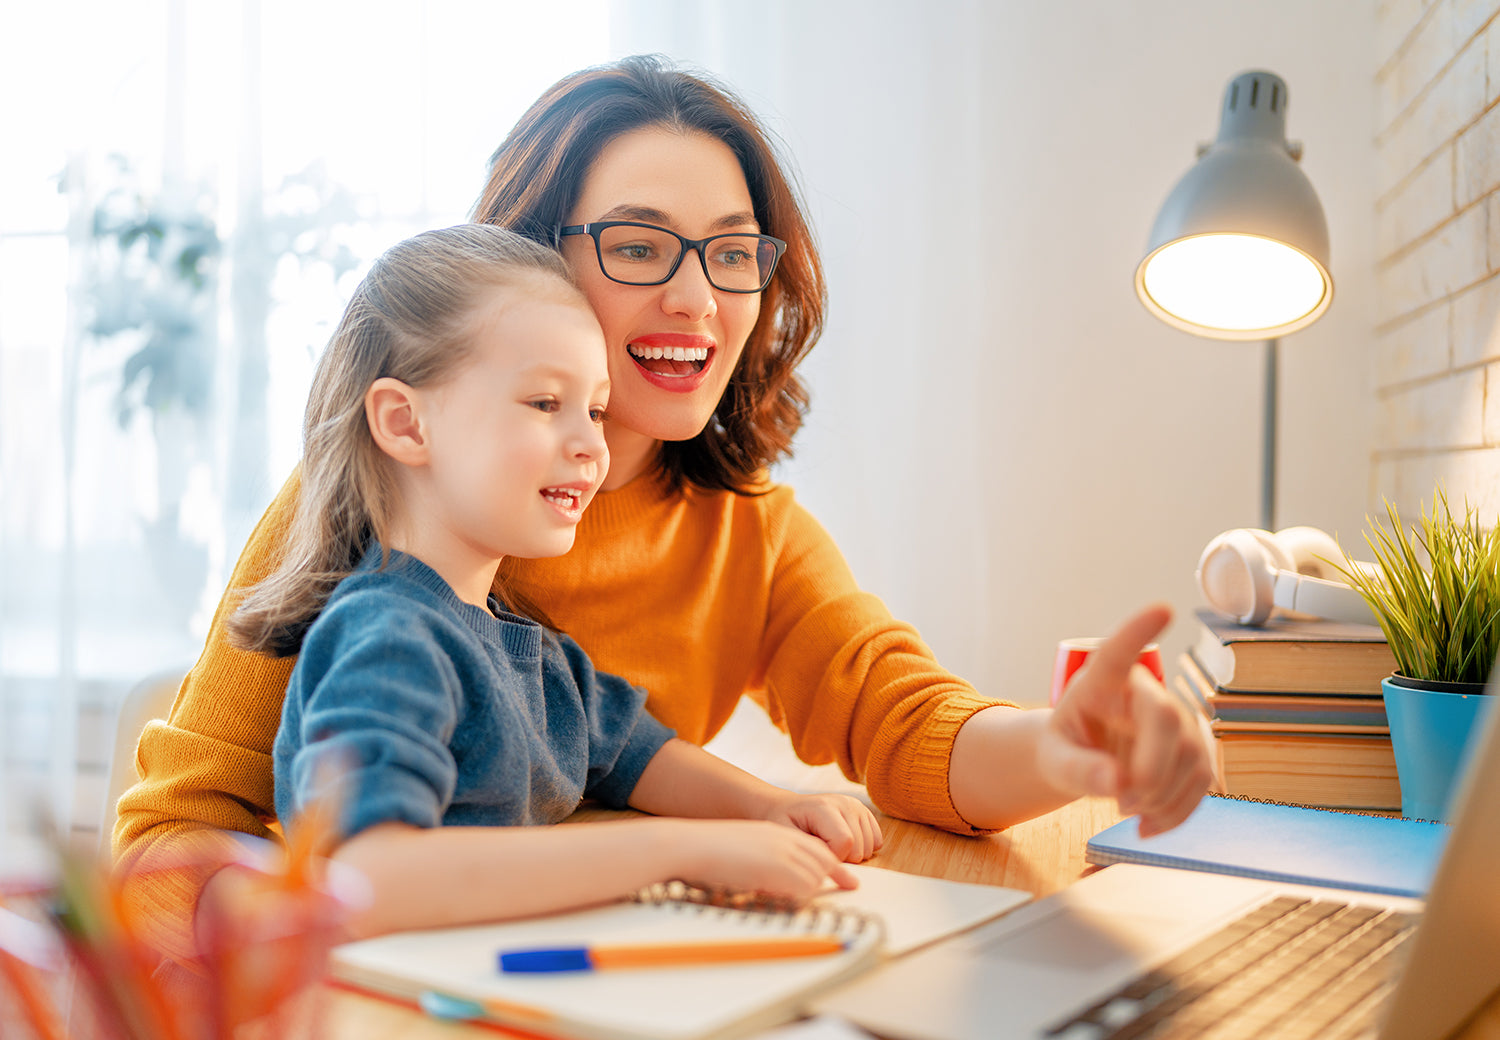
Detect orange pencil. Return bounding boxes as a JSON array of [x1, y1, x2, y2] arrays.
[[499, 935, 848, 973]]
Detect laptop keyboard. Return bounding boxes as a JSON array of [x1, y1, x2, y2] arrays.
[[1044, 894, 1419, 1040]]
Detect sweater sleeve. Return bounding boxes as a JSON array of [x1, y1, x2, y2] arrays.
[[111, 469, 302, 967], [277, 592, 463, 840], [758, 494, 1016, 835], [549, 632, 675, 809]]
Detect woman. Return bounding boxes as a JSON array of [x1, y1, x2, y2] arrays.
[[115, 54, 1211, 969]]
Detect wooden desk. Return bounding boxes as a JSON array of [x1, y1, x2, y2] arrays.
[[314, 793, 1500, 1040]]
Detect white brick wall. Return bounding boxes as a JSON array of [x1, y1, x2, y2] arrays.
[[1375, 0, 1500, 520]]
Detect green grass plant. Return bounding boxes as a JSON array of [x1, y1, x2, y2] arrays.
[[1331, 487, 1500, 686]]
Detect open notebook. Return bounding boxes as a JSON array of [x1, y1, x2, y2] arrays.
[[330, 862, 1028, 1040]]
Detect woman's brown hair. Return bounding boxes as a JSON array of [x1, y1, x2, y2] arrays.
[[229, 224, 575, 656], [471, 54, 827, 494]]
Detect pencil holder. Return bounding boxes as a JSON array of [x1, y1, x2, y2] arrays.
[[1, 826, 345, 1040], [1382, 678, 1496, 822]]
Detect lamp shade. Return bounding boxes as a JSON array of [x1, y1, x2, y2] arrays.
[[1134, 70, 1332, 340]]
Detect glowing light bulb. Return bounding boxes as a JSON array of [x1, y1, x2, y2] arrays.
[[1140, 233, 1329, 334]]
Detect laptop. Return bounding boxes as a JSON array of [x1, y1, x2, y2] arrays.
[[815, 683, 1500, 1040]]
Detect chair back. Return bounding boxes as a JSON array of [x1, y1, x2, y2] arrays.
[[101, 669, 183, 847]]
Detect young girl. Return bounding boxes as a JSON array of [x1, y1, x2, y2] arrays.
[[233, 223, 880, 938]]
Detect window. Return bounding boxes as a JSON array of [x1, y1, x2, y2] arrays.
[[0, 0, 608, 844]]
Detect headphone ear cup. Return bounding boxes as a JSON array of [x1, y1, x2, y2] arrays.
[[1273, 526, 1345, 581], [1197, 528, 1280, 625]]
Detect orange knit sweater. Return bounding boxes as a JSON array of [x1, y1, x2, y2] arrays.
[[113, 469, 1007, 963]]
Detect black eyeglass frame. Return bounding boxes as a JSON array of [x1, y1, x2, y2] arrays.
[[557, 221, 787, 294]]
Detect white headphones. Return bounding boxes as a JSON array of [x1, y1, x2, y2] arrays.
[[1196, 526, 1377, 626]]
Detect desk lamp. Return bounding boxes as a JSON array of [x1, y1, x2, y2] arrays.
[[1134, 69, 1332, 530]]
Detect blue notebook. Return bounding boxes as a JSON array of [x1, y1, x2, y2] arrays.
[[1085, 795, 1451, 898]]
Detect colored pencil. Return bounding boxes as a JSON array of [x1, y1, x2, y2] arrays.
[[500, 934, 848, 973]]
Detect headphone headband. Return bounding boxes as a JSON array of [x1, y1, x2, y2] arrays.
[[1197, 526, 1375, 626]]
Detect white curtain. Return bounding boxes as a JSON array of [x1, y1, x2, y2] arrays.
[[0, 0, 609, 846]]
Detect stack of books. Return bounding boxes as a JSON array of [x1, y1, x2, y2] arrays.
[[1178, 607, 1400, 811]]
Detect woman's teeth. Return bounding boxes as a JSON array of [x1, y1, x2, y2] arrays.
[[628, 344, 709, 362]]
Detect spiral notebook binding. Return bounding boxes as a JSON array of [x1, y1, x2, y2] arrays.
[[1212, 790, 1439, 824], [632, 879, 884, 943]]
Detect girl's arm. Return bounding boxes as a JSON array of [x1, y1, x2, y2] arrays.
[[556, 622, 881, 863], [291, 620, 869, 940], [331, 815, 855, 938], [626, 738, 882, 864]]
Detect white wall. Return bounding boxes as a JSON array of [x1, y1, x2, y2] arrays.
[[611, 0, 1377, 704]]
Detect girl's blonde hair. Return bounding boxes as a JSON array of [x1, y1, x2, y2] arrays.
[[230, 224, 575, 657]]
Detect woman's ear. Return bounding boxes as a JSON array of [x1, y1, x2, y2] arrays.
[[365, 377, 428, 466]]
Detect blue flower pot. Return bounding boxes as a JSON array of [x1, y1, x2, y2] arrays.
[[1381, 677, 1496, 821]]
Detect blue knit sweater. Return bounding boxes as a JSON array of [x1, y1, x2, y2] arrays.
[[273, 546, 674, 839]]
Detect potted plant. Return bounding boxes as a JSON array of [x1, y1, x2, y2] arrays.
[[81, 158, 221, 629], [1332, 487, 1500, 820]]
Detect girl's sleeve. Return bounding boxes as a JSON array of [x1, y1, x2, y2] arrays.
[[551, 633, 675, 809], [757, 495, 1016, 835], [279, 593, 463, 840], [111, 470, 302, 967]]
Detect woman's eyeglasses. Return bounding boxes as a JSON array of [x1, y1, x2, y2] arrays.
[[558, 221, 786, 294]]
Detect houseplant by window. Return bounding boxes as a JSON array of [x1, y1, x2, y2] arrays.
[[84, 158, 221, 630], [1333, 488, 1500, 820]]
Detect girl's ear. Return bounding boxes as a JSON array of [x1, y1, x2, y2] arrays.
[[366, 377, 429, 466]]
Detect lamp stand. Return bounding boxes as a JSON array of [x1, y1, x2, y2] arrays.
[[1261, 337, 1279, 531]]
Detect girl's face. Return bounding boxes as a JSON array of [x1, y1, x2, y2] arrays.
[[559, 127, 763, 488], [416, 280, 610, 568]]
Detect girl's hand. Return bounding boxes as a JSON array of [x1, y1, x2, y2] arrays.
[[668, 819, 860, 900], [762, 793, 883, 863], [190, 838, 368, 1026]]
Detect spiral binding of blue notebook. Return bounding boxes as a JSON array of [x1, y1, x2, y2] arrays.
[[1085, 794, 1451, 898]]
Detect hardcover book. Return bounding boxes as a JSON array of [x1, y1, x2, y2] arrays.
[[1211, 730, 1401, 810], [1178, 651, 1389, 731], [1190, 607, 1395, 695]]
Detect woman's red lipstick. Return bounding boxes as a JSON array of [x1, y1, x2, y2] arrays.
[[626, 333, 716, 393]]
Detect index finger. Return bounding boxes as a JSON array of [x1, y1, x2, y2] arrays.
[[1072, 602, 1173, 693]]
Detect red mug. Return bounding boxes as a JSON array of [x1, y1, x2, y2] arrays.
[[1049, 637, 1165, 706]]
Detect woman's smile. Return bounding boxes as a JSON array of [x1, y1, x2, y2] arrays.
[[627, 332, 716, 391]]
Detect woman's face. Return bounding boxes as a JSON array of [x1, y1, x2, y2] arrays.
[[560, 127, 763, 486]]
